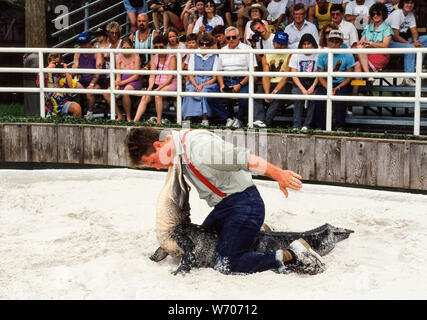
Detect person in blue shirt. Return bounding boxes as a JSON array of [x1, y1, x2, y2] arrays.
[[315, 29, 355, 131]]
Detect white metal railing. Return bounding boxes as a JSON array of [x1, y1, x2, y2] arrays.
[[1, 47, 426, 135]]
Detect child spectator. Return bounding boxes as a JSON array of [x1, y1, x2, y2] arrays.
[[104, 37, 142, 121], [181, 32, 219, 126], [133, 34, 177, 124], [166, 27, 187, 49], [289, 33, 319, 130]]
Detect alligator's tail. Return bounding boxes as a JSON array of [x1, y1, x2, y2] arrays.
[[256, 223, 354, 256]]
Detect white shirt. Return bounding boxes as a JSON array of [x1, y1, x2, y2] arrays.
[[345, 0, 375, 16], [167, 42, 186, 50], [386, 9, 416, 33], [217, 42, 258, 71], [284, 20, 319, 49], [338, 19, 359, 48], [253, 33, 275, 49], [187, 54, 219, 71], [267, 0, 289, 20], [288, 53, 318, 71], [193, 15, 224, 34]]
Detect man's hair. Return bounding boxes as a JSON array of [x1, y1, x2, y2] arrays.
[[225, 26, 239, 36], [293, 3, 306, 13], [125, 127, 161, 165], [330, 3, 344, 13], [250, 18, 264, 31]]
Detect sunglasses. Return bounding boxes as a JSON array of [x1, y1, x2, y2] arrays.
[[205, 3, 214, 7], [226, 35, 237, 41], [199, 42, 210, 47], [370, 12, 382, 17], [331, 12, 341, 16]]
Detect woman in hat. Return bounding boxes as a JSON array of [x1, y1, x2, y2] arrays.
[[193, 0, 225, 34], [243, 3, 270, 45]]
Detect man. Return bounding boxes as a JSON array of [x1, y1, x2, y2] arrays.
[[344, 0, 375, 27], [125, 127, 326, 275], [253, 32, 292, 128], [386, 0, 427, 86], [72, 32, 104, 119], [249, 18, 275, 49], [316, 30, 355, 131], [330, 3, 359, 48], [284, 3, 319, 49], [287, 0, 316, 24], [130, 13, 159, 69], [215, 26, 257, 128]]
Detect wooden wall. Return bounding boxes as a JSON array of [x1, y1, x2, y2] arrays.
[[0, 123, 426, 191]]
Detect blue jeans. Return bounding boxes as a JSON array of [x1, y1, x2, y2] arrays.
[[202, 186, 280, 274], [389, 36, 427, 73], [254, 83, 291, 126], [315, 85, 351, 130], [292, 86, 316, 128]]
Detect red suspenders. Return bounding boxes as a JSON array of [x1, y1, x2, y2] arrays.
[[181, 130, 227, 198]]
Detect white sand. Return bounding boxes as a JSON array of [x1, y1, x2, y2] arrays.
[[0, 168, 426, 300]]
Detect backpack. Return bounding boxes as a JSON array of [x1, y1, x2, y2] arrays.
[[129, 0, 145, 8]]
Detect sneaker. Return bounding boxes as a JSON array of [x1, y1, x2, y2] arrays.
[[301, 126, 308, 132], [403, 78, 416, 86], [232, 118, 241, 128], [253, 120, 267, 128], [161, 118, 171, 125], [84, 111, 93, 120], [225, 118, 235, 127], [201, 119, 209, 126], [286, 238, 326, 275], [148, 116, 157, 124]]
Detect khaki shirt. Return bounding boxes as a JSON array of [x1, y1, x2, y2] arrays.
[[171, 129, 253, 207]]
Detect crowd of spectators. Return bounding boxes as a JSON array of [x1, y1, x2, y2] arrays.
[[43, 0, 425, 130]]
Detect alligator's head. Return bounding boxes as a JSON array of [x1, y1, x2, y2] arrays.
[[171, 157, 191, 218]]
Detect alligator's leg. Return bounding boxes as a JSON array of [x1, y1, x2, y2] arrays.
[[171, 227, 197, 275], [150, 247, 169, 262]]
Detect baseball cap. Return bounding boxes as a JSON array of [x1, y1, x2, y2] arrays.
[[273, 32, 289, 45], [328, 30, 344, 40], [76, 32, 91, 43]]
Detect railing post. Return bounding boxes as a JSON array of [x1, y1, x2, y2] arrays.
[[38, 50, 45, 117], [84, 2, 89, 32], [176, 52, 182, 125], [109, 52, 116, 120], [326, 51, 334, 131], [248, 50, 254, 128], [414, 50, 422, 136]]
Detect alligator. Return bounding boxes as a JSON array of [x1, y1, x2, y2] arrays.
[[151, 157, 354, 275]]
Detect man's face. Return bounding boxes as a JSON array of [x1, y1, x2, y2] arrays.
[[80, 41, 93, 49], [225, 30, 239, 48], [273, 41, 287, 49], [140, 141, 172, 170], [251, 22, 266, 37], [331, 10, 343, 24], [137, 15, 149, 31], [293, 9, 306, 24]]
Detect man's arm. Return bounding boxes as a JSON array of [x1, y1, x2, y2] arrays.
[[248, 154, 302, 198]]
